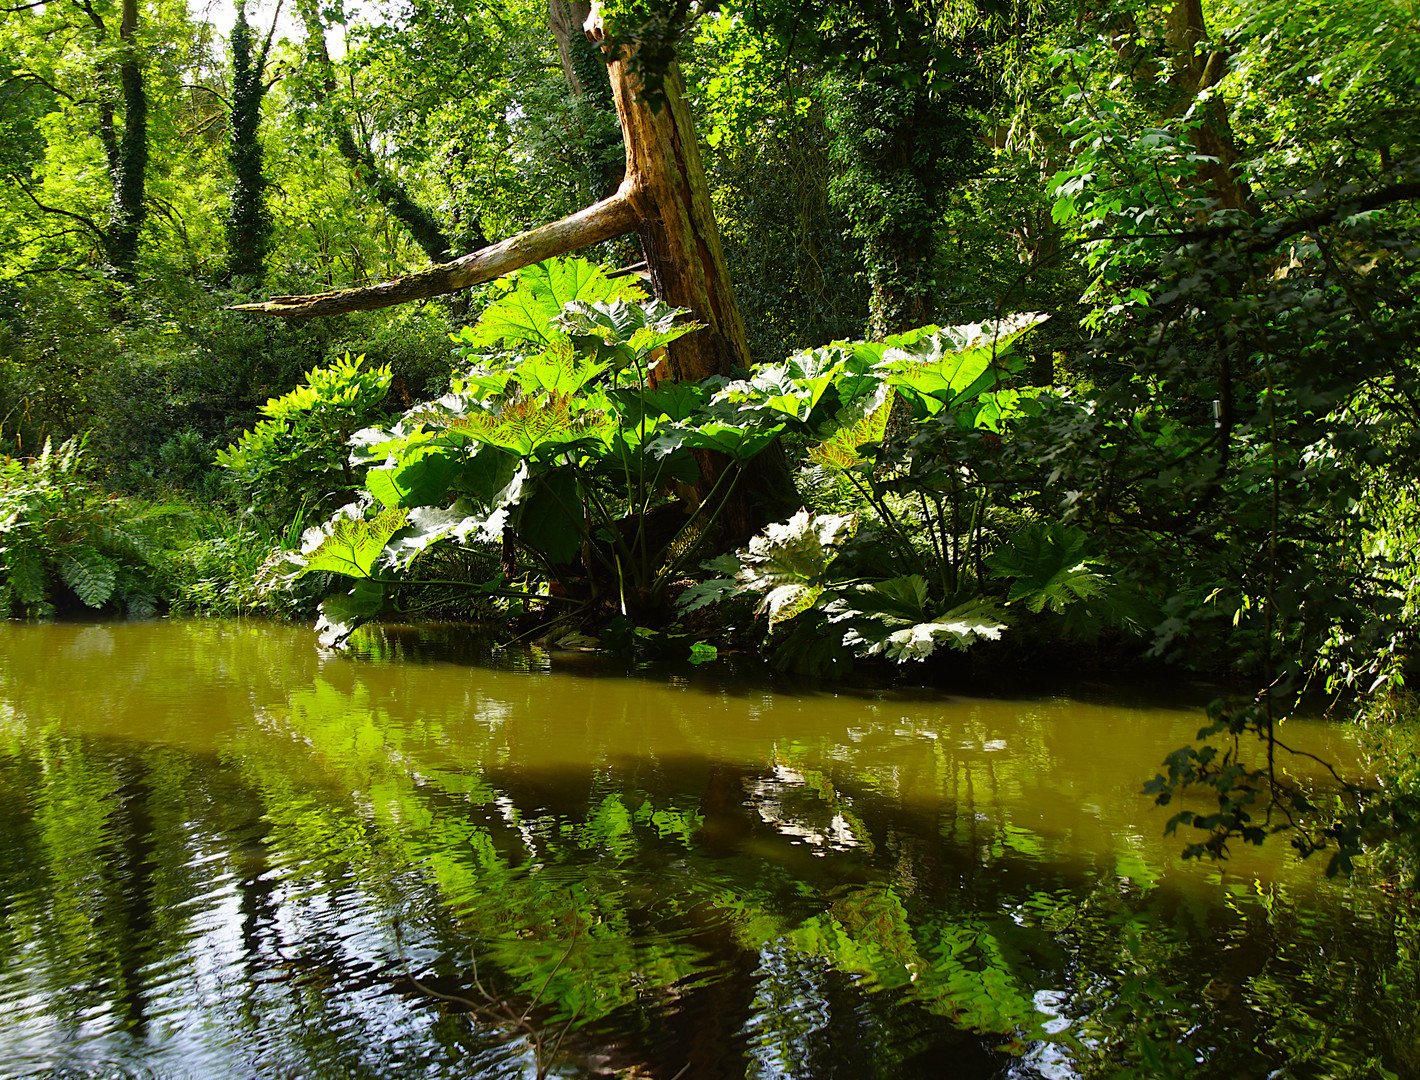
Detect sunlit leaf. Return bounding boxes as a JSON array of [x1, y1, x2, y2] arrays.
[[298, 507, 410, 579], [737, 510, 855, 628], [684, 420, 785, 460], [458, 258, 641, 349], [366, 445, 462, 509], [450, 393, 615, 458], [807, 385, 895, 470]]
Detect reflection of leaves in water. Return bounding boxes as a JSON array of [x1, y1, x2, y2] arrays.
[[5, 625, 1413, 1079], [230, 674, 1420, 1077]]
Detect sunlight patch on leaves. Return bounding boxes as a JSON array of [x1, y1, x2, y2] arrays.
[[736, 510, 855, 628]]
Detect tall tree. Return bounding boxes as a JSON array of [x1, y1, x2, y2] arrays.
[[237, 3, 799, 537], [103, 0, 149, 279], [292, 0, 482, 264], [225, 1, 279, 282], [823, 48, 986, 336], [0, 0, 153, 281]]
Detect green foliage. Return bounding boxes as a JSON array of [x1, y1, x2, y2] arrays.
[[671, 311, 1155, 673], [0, 437, 171, 617], [226, 3, 273, 282], [1003, 160, 1420, 869], [684, 14, 870, 360], [217, 353, 393, 524], [287, 258, 720, 644], [986, 521, 1153, 640]]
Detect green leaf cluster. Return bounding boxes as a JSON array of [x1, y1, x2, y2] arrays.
[[285, 258, 729, 644], [0, 437, 171, 617], [216, 353, 393, 524]]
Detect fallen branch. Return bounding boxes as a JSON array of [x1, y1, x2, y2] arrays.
[[232, 189, 639, 317]]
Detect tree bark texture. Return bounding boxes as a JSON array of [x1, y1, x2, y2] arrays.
[[103, 0, 148, 279], [606, 58, 754, 383]]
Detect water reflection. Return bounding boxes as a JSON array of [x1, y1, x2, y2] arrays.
[[0, 620, 1414, 1079]]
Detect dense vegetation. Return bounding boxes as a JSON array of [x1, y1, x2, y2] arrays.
[[2, 0, 1419, 880]]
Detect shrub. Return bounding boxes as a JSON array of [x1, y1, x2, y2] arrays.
[[0, 437, 174, 617], [216, 352, 393, 525]]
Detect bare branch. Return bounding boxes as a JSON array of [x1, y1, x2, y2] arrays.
[[260, 0, 285, 69], [18, 264, 91, 278], [9, 174, 107, 241], [72, 0, 105, 35], [185, 82, 230, 108], [3, 72, 81, 103], [233, 189, 639, 316]]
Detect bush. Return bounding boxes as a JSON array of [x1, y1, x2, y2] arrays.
[[0, 436, 174, 617], [216, 352, 394, 525]]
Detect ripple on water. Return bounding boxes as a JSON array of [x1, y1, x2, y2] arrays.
[[0, 621, 1413, 1080]]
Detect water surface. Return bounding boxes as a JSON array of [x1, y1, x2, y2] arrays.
[[0, 620, 1413, 1079]]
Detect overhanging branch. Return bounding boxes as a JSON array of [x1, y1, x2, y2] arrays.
[[233, 189, 640, 316]]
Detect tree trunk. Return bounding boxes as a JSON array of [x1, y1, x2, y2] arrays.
[[1163, 0, 1257, 215], [104, 0, 147, 280], [1083, 0, 1256, 216], [603, 48, 798, 537], [226, 3, 272, 282], [605, 61, 753, 382]]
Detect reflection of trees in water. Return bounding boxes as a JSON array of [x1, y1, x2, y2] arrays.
[[0, 631, 1415, 1079]]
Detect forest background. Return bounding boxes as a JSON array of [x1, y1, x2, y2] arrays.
[[2, 0, 1419, 878]]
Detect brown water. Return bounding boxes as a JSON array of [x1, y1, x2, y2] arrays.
[[0, 619, 1414, 1080]]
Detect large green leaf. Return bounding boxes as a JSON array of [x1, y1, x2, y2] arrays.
[[59, 550, 116, 608], [882, 314, 1048, 415], [987, 521, 1106, 613], [555, 297, 701, 356], [674, 553, 744, 614], [366, 445, 463, 509], [682, 420, 785, 461], [825, 584, 1006, 663], [451, 444, 520, 505], [513, 468, 584, 566], [615, 382, 710, 423], [514, 346, 610, 397], [966, 388, 1043, 432], [737, 510, 855, 628], [842, 611, 1005, 662], [382, 464, 530, 569], [807, 386, 895, 471], [737, 360, 841, 423], [457, 258, 642, 349], [451, 394, 616, 458], [298, 507, 410, 579]]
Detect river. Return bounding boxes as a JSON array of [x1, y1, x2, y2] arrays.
[[0, 620, 1413, 1079]]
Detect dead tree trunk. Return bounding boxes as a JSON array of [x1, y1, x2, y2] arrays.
[[236, 17, 797, 541]]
